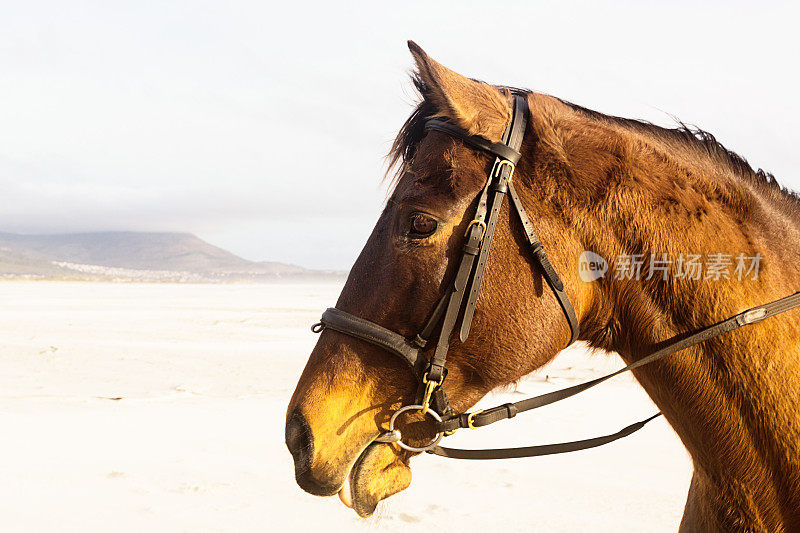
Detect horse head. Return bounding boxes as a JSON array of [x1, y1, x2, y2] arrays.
[[286, 42, 583, 516]]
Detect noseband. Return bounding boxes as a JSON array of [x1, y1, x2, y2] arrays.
[[312, 92, 800, 460]]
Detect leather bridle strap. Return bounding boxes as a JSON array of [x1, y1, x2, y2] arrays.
[[317, 307, 426, 378], [425, 120, 522, 164], [507, 181, 579, 344], [423, 94, 530, 393], [430, 413, 662, 459], [425, 180, 490, 384], [431, 291, 800, 458], [317, 293, 800, 459], [459, 96, 528, 341]]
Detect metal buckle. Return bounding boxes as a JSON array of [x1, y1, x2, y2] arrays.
[[376, 405, 444, 453], [421, 372, 443, 415], [737, 308, 767, 326], [492, 160, 515, 182], [464, 219, 487, 239], [467, 409, 484, 429]]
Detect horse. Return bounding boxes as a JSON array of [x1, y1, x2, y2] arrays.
[[286, 41, 800, 531]]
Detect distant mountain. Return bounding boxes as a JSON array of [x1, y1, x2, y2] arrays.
[[0, 231, 337, 281], [0, 246, 72, 276]]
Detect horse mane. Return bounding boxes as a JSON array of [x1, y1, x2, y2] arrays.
[[386, 74, 438, 182], [388, 76, 800, 219], [560, 100, 800, 218]]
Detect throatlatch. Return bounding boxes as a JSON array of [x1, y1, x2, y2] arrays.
[[312, 91, 800, 460]]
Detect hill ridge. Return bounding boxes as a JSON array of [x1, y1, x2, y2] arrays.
[[0, 231, 334, 281]]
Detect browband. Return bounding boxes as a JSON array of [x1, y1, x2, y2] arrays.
[[424, 120, 522, 164]]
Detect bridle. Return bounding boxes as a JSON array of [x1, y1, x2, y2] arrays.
[[312, 92, 800, 460]]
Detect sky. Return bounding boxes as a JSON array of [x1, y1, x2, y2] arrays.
[[1, 1, 798, 270]]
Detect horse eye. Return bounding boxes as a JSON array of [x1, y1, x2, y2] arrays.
[[409, 213, 437, 237]]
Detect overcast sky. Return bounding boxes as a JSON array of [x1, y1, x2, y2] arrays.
[[2, 1, 798, 269]]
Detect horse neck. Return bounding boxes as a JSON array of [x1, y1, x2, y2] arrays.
[[560, 126, 800, 520]]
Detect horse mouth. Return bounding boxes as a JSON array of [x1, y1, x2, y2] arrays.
[[337, 442, 412, 517]]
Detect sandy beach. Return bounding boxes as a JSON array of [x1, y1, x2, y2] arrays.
[[0, 281, 692, 532]]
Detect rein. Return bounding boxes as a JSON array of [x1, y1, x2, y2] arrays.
[[312, 93, 800, 460]]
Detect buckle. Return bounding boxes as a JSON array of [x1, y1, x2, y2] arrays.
[[464, 219, 487, 239], [466, 409, 485, 429], [737, 308, 767, 326], [492, 160, 516, 182], [421, 371, 443, 415]]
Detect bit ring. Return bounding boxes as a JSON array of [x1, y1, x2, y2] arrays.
[[385, 405, 444, 452]]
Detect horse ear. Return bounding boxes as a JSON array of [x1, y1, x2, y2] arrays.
[[407, 41, 511, 141]]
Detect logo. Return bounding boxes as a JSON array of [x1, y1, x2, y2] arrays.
[[578, 251, 608, 282]]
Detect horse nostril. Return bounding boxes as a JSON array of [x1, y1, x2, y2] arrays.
[[285, 409, 314, 473], [285, 408, 341, 496]]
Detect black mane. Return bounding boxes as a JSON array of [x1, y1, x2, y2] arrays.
[[387, 75, 439, 178]]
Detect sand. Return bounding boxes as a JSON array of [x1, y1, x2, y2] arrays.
[[0, 281, 692, 532]]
